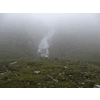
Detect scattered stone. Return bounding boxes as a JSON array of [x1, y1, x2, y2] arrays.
[[28, 83, 30, 85], [81, 83, 85, 85], [27, 66, 29, 68], [8, 79, 11, 81], [59, 73, 62, 75], [44, 86, 46, 88], [69, 75, 72, 77], [37, 83, 41, 85], [96, 76, 98, 78], [34, 70, 40, 74], [94, 85, 100, 88], [1, 73, 4, 75], [62, 77, 66, 81], [10, 62, 17, 65], [51, 77, 53, 79], [64, 66, 68, 68], [79, 87, 83, 88], [52, 85, 54, 87], [48, 81, 50, 83], [53, 79, 58, 82]]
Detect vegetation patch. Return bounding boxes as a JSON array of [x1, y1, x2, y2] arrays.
[[0, 58, 100, 88]]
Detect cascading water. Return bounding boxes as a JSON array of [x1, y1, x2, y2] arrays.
[[37, 30, 55, 57]]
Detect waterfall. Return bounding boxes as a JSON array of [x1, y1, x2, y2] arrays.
[[37, 30, 55, 57]]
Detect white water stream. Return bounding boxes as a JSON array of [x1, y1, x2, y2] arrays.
[[37, 30, 55, 57]]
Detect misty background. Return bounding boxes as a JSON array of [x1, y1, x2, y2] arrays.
[[0, 13, 100, 61]]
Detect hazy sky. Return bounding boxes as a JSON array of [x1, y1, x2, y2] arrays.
[[0, 13, 100, 36]]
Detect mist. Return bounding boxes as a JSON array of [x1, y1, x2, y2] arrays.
[[0, 13, 100, 60]]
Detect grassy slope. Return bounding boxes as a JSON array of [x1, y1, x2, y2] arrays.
[[0, 58, 100, 88]]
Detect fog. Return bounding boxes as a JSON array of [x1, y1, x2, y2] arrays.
[[0, 13, 100, 60]]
